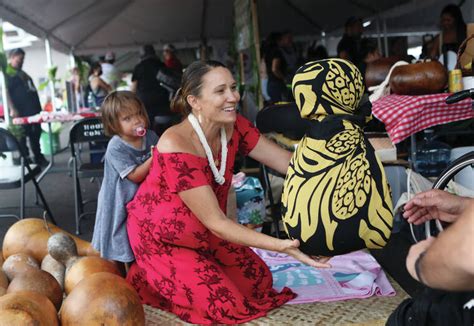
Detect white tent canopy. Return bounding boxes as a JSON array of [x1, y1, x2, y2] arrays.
[[1, 0, 470, 55]]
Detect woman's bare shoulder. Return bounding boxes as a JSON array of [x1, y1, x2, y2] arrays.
[[157, 121, 196, 154]]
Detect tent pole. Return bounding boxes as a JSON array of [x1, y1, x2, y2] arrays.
[[69, 48, 75, 68], [250, 0, 263, 108], [0, 72, 9, 126], [0, 19, 10, 126], [251, 0, 261, 68], [375, 16, 382, 56], [383, 19, 389, 57], [45, 37, 56, 111], [199, 0, 208, 61]]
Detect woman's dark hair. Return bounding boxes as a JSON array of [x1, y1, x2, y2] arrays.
[[441, 4, 466, 43], [171, 60, 227, 116], [90, 62, 102, 75]]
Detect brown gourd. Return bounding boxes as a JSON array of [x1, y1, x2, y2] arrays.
[[2, 253, 62, 311], [2, 253, 40, 281], [7, 269, 63, 311], [60, 272, 145, 326], [389, 61, 448, 95], [2, 218, 99, 263], [365, 56, 400, 88], [0, 290, 59, 326], [47, 233, 121, 294], [0, 250, 4, 266], [0, 270, 7, 297], [41, 254, 65, 290]]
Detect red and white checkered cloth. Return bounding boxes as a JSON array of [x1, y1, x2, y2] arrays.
[[372, 93, 474, 144], [12, 111, 100, 125]]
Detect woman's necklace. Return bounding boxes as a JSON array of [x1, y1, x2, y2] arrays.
[[188, 113, 227, 185]]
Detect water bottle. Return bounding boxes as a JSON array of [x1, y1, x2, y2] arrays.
[[415, 130, 451, 178]]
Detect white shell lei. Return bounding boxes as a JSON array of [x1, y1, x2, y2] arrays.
[[188, 113, 227, 185]]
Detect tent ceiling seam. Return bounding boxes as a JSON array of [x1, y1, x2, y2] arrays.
[[283, 0, 322, 31], [0, 1, 71, 49], [47, 0, 103, 34], [347, 0, 377, 14], [74, 0, 135, 49]]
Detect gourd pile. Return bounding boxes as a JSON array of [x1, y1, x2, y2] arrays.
[[0, 218, 145, 326]]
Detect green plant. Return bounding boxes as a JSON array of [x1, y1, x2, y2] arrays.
[[74, 56, 90, 86], [38, 66, 61, 91], [7, 124, 25, 139]]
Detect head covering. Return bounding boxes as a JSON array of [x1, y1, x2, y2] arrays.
[[292, 58, 365, 120], [281, 58, 393, 256], [105, 51, 115, 61]]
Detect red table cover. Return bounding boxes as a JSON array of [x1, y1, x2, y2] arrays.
[[12, 111, 100, 125], [372, 93, 474, 144]]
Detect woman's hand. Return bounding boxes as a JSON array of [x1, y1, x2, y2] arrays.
[[403, 189, 469, 225], [280, 239, 331, 268]]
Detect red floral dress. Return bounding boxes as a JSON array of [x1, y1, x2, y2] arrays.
[[126, 115, 295, 324]]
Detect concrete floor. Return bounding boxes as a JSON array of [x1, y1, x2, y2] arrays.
[[0, 124, 98, 243]]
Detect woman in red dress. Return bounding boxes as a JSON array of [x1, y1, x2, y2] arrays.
[[126, 60, 331, 324]]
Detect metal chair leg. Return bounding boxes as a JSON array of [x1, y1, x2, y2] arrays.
[[262, 165, 281, 238], [32, 178, 56, 225], [20, 160, 26, 219], [72, 159, 81, 235]]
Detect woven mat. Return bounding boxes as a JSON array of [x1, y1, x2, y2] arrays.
[[144, 276, 408, 325]]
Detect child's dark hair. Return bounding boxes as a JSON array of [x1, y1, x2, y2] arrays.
[[101, 91, 150, 136], [171, 60, 227, 116]]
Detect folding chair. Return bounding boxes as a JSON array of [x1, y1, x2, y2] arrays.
[[0, 127, 56, 223], [260, 164, 285, 238], [69, 118, 109, 234]]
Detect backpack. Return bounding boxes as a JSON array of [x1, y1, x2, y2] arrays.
[[156, 67, 181, 95]]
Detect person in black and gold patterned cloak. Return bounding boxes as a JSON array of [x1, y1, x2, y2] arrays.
[[281, 58, 393, 257]]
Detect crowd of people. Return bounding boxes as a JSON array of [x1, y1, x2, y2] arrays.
[[3, 2, 472, 324]]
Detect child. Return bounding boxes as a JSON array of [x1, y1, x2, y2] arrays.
[[92, 91, 159, 270]]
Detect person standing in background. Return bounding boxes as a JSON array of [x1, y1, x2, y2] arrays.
[[6, 48, 49, 166], [88, 62, 112, 107], [265, 32, 292, 102], [162, 44, 183, 73], [279, 31, 299, 80], [101, 51, 119, 90], [337, 17, 364, 66], [131, 44, 170, 123], [429, 4, 466, 60], [358, 38, 382, 79]]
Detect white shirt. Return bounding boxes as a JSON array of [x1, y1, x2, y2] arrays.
[[101, 62, 118, 89]]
